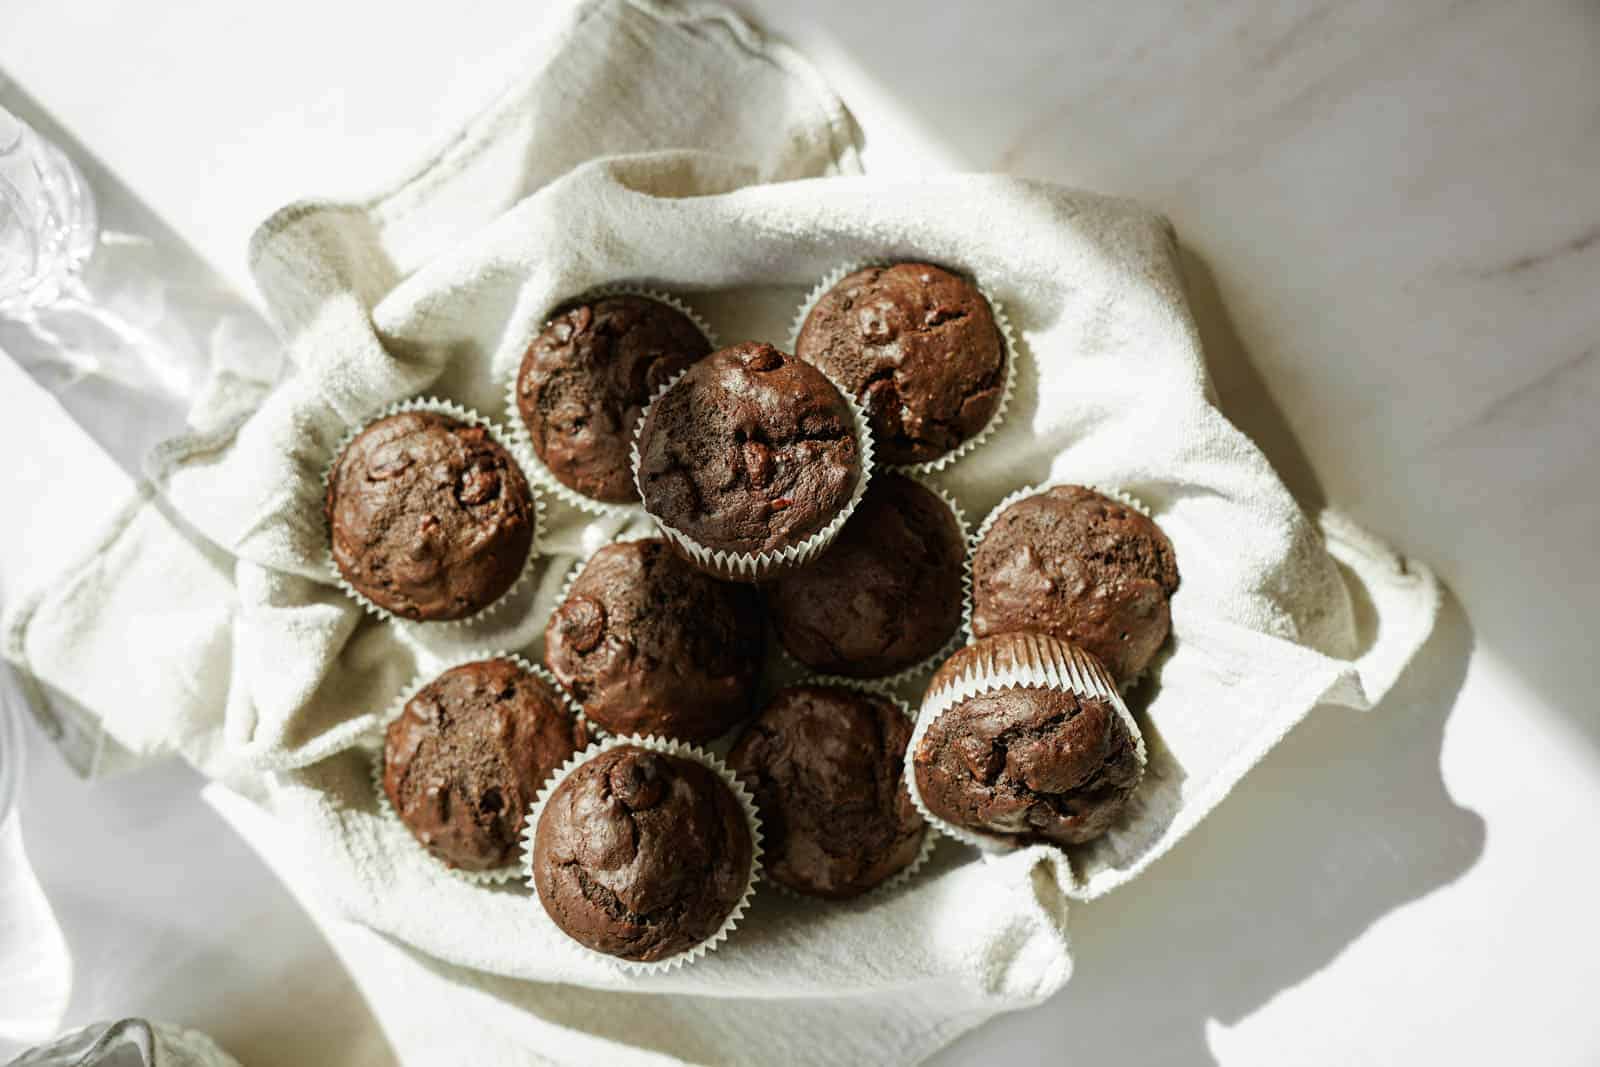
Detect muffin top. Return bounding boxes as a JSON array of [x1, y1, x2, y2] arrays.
[[767, 473, 965, 678], [795, 262, 1006, 466], [913, 634, 1143, 848], [634, 342, 862, 557], [544, 538, 764, 743], [727, 685, 925, 899], [326, 410, 535, 621], [970, 485, 1178, 683], [532, 745, 754, 962], [383, 657, 588, 871], [516, 294, 711, 504]]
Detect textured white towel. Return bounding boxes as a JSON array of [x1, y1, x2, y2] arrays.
[[3, 1, 1438, 1064]]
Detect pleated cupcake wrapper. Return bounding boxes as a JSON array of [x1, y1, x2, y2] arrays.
[[963, 480, 1155, 693], [758, 677, 937, 902], [503, 285, 720, 519], [629, 361, 877, 583], [772, 478, 974, 688], [370, 650, 589, 886], [322, 397, 546, 630], [903, 633, 1147, 855], [787, 258, 1018, 475], [520, 734, 764, 974]]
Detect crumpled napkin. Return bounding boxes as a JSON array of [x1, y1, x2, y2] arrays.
[[3, 1, 1438, 1063]]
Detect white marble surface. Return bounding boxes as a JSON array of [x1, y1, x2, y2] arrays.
[[2, 0, 1598, 1063]]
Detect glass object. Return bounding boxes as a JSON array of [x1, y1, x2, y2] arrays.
[[0, 103, 98, 318], [5, 1019, 241, 1067], [0, 660, 72, 1045]]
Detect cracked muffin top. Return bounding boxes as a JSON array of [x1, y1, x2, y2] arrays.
[[383, 657, 588, 871], [325, 410, 535, 621], [766, 473, 966, 679], [532, 745, 754, 962], [727, 684, 925, 899], [543, 538, 764, 744], [970, 484, 1179, 683], [633, 342, 863, 558], [795, 262, 1006, 466], [516, 294, 712, 504]]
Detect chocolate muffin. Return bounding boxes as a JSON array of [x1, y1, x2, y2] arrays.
[[532, 744, 755, 963], [326, 410, 536, 621], [767, 473, 965, 678], [383, 657, 588, 871], [727, 685, 926, 899], [795, 262, 1006, 466], [970, 485, 1179, 683], [912, 634, 1143, 847], [516, 294, 712, 504], [634, 342, 863, 566], [544, 538, 764, 743]]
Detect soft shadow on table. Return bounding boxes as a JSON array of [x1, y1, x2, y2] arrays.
[[932, 242, 1484, 1065], [8, 715, 395, 1067], [935, 593, 1481, 1066], [1178, 246, 1328, 514]]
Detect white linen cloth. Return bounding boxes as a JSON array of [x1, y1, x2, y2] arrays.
[[3, 0, 1438, 1063]]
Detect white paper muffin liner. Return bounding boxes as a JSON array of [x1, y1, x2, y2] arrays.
[[963, 480, 1156, 684], [371, 650, 589, 886], [903, 633, 1147, 854], [751, 676, 937, 901], [772, 477, 973, 688], [503, 285, 719, 519], [787, 258, 1018, 475], [322, 396, 546, 630], [629, 358, 876, 582], [520, 734, 764, 974]]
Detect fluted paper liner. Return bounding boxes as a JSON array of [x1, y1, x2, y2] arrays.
[[773, 478, 973, 687], [371, 650, 588, 886], [629, 359, 876, 583], [904, 633, 1147, 854], [520, 734, 764, 973], [755, 676, 937, 901], [787, 258, 1018, 475], [322, 396, 545, 629], [964, 481, 1157, 690], [504, 285, 719, 518]]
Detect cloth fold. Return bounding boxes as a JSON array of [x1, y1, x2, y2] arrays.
[[4, 1, 1438, 1063]]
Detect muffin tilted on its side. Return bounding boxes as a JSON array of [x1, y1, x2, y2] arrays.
[[910, 633, 1145, 849]]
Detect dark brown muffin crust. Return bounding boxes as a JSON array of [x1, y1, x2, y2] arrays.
[[326, 410, 535, 621], [516, 294, 712, 503], [913, 638, 1141, 847], [634, 342, 863, 558], [970, 485, 1179, 683], [795, 262, 1006, 466], [727, 685, 925, 899], [383, 657, 588, 871], [532, 745, 754, 962], [767, 473, 965, 678], [544, 538, 764, 743]]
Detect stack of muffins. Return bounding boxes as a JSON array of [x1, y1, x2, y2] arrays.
[[322, 262, 1180, 971]]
